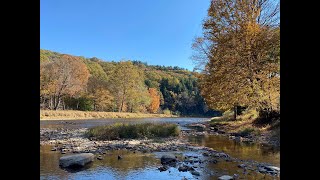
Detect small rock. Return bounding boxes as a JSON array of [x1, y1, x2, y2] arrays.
[[160, 154, 177, 165], [158, 166, 168, 172], [97, 155, 103, 160], [238, 164, 246, 168], [118, 155, 122, 160], [178, 165, 189, 172], [190, 170, 200, 176], [218, 175, 233, 180], [265, 166, 280, 172], [208, 159, 218, 164], [51, 148, 57, 151], [202, 152, 209, 156]]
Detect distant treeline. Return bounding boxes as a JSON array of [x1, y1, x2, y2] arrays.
[[40, 49, 220, 117]]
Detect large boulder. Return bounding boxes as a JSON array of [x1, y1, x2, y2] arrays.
[[160, 154, 177, 165], [59, 153, 94, 168]]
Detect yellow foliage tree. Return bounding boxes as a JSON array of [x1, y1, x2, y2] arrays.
[[193, 0, 280, 120]]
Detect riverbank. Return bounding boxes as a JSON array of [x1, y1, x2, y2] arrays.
[[40, 110, 177, 120], [198, 109, 280, 147]]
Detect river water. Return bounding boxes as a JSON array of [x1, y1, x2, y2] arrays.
[[40, 118, 280, 180]]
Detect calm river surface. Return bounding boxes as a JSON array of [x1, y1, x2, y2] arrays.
[[40, 118, 280, 180]]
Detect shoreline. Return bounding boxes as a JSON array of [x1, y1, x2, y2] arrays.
[[194, 121, 280, 148], [40, 110, 178, 120]]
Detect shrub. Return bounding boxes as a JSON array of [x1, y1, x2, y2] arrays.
[[163, 109, 172, 115], [86, 123, 180, 140]]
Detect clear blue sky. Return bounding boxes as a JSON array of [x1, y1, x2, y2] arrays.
[[40, 0, 211, 70]]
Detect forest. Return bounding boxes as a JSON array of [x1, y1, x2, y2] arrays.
[[40, 49, 220, 116]]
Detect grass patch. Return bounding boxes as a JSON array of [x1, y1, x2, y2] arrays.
[[86, 123, 180, 140]]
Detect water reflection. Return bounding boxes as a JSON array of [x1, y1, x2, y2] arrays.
[[187, 134, 280, 166]]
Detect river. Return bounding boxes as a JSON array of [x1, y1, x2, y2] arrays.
[[40, 117, 280, 179]]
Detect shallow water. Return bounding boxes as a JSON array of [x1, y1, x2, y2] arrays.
[[40, 118, 280, 179], [186, 134, 280, 167]]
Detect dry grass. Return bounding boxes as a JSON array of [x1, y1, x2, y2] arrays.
[[210, 109, 267, 135], [40, 110, 177, 120]]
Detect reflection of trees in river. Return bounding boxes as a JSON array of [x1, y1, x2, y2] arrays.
[[187, 135, 280, 166]]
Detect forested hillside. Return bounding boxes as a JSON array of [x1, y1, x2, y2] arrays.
[[40, 49, 220, 116]]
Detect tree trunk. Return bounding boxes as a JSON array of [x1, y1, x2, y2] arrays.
[[119, 100, 124, 112], [76, 99, 80, 110], [53, 95, 61, 110], [234, 105, 237, 121]]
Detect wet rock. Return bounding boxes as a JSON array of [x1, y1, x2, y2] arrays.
[[178, 165, 189, 172], [97, 155, 103, 160], [202, 152, 209, 156], [214, 152, 229, 158], [59, 153, 94, 168], [208, 159, 218, 164], [158, 166, 168, 172], [190, 170, 200, 176], [258, 167, 267, 173], [218, 175, 233, 180], [265, 166, 280, 172], [258, 165, 280, 174], [234, 136, 243, 142], [210, 127, 216, 131], [160, 154, 177, 165]]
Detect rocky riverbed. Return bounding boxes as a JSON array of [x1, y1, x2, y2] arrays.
[[40, 126, 280, 179], [186, 122, 280, 147]]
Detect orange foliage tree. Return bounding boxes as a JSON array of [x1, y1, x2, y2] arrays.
[[148, 88, 160, 113]]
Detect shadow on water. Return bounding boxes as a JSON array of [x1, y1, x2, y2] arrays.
[[60, 163, 93, 173]]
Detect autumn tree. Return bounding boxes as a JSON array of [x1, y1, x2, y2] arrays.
[[85, 60, 114, 111], [109, 61, 149, 112], [40, 55, 89, 110], [193, 0, 280, 120], [148, 88, 161, 113]]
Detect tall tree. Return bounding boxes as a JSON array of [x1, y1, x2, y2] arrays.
[[193, 0, 280, 120], [109, 61, 148, 112], [148, 88, 161, 113], [40, 55, 89, 110]]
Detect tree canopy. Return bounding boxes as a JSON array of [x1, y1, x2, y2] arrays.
[[40, 49, 219, 116], [192, 0, 280, 119]]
